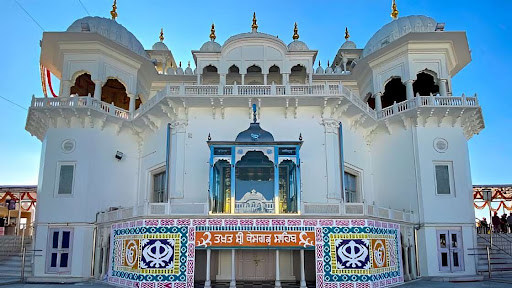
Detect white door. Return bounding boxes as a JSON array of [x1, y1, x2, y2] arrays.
[[237, 250, 275, 281], [46, 228, 73, 273], [436, 230, 464, 272]]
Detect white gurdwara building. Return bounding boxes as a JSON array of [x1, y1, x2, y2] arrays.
[[26, 6, 485, 288]]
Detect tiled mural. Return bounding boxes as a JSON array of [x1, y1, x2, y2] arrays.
[[108, 219, 402, 288]]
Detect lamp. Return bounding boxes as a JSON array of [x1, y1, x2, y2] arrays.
[[115, 151, 123, 160]]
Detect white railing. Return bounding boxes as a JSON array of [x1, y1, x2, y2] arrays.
[[377, 94, 479, 120], [31, 95, 130, 120], [238, 85, 271, 95]]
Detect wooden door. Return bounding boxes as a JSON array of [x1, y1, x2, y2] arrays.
[[237, 250, 275, 281]]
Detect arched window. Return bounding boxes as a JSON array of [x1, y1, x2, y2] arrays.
[[413, 72, 439, 96], [235, 151, 274, 213], [268, 65, 282, 84], [246, 65, 263, 85], [202, 65, 219, 85], [70, 73, 94, 96], [101, 79, 138, 110], [290, 64, 306, 84], [382, 77, 406, 108], [226, 65, 241, 85], [211, 160, 231, 213]]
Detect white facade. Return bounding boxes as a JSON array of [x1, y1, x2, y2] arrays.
[[26, 12, 484, 286]]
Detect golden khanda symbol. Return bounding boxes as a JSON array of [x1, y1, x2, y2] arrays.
[[373, 240, 386, 267], [125, 240, 138, 267], [142, 240, 174, 268], [338, 240, 368, 268]]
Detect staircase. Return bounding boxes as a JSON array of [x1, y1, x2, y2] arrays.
[[472, 233, 512, 276], [0, 235, 33, 283]]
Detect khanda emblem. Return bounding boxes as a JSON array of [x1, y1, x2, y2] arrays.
[[336, 239, 369, 269], [141, 239, 175, 269]]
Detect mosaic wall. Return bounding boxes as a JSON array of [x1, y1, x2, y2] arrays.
[[108, 219, 402, 288]]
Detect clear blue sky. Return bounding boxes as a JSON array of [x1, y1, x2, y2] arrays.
[[0, 0, 511, 185]]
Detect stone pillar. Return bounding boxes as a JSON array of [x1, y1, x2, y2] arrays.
[[169, 120, 188, 199], [263, 74, 268, 85], [439, 79, 448, 96], [93, 80, 102, 101], [128, 93, 136, 113], [229, 249, 236, 288], [241, 74, 245, 85], [220, 74, 226, 86], [342, 54, 348, 72], [61, 80, 72, 97], [374, 92, 383, 112], [300, 250, 307, 288], [405, 80, 414, 100], [197, 72, 201, 85], [308, 72, 313, 85], [275, 250, 282, 288], [322, 119, 342, 199], [403, 246, 411, 281], [205, 249, 212, 288]]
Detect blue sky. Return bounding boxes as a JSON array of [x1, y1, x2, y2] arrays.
[[0, 0, 511, 185]]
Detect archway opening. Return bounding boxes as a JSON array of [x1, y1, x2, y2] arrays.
[[202, 65, 219, 85], [382, 77, 406, 108], [290, 64, 306, 84], [246, 65, 263, 85], [413, 72, 439, 96], [70, 73, 95, 96], [226, 65, 241, 85], [101, 79, 138, 110], [268, 65, 282, 85]]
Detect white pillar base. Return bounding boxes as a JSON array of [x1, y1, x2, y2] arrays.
[[275, 250, 282, 288], [229, 249, 236, 288], [300, 249, 307, 288]]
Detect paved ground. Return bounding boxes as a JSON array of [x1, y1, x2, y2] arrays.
[[1, 279, 511, 287]]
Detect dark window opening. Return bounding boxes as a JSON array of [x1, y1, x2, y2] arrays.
[[70, 73, 95, 96], [413, 72, 439, 96], [382, 78, 406, 108], [101, 79, 140, 110]]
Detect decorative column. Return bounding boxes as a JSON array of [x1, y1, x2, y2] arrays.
[[128, 93, 136, 113], [439, 79, 448, 96], [405, 80, 414, 100], [308, 72, 313, 85], [61, 80, 72, 97], [263, 73, 268, 85], [300, 250, 307, 288], [275, 250, 282, 288], [241, 74, 245, 85], [220, 73, 226, 86], [93, 80, 102, 101], [342, 54, 348, 72], [197, 72, 201, 85], [229, 249, 236, 288], [169, 120, 188, 199], [374, 92, 383, 112], [282, 73, 289, 86], [322, 119, 342, 199], [403, 246, 411, 281], [205, 249, 212, 288]]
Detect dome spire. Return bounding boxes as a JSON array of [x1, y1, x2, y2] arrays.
[[110, 0, 117, 21], [251, 12, 258, 32], [292, 22, 299, 40], [345, 27, 350, 40], [210, 23, 216, 41], [391, 0, 399, 20], [159, 28, 164, 42]]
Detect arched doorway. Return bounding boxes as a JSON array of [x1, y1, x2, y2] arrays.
[[413, 72, 439, 96], [101, 79, 140, 110], [268, 65, 282, 85], [226, 65, 241, 85], [290, 64, 306, 84], [70, 73, 95, 96], [202, 65, 219, 85], [382, 77, 406, 108], [245, 65, 263, 85]]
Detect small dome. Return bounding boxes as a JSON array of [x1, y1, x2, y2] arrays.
[[287, 40, 309, 51], [152, 41, 169, 51], [334, 65, 343, 74], [66, 16, 148, 59], [185, 62, 193, 75], [200, 40, 222, 52], [235, 123, 274, 142], [325, 66, 333, 74], [340, 40, 357, 49], [176, 62, 184, 75], [316, 65, 324, 74], [363, 15, 437, 57], [166, 67, 175, 75]]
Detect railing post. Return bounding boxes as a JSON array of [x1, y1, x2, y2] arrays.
[[487, 245, 492, 278], [218, 83, 224, 96], [324, 81, 329, 95], [110, 102, 115, 116], [338, 81, 343, 95], [285, 83, 291, 95], [179, 83, 185, 95], [474, 93, 478, 106], [462, 93, 466, 106], [21, 246, 26, 282], [271, 81, 276, 95], [392, 101, 398, 114], [429, 93, 435, 106], [416, 94, 422, 106], [233, 81, 238, 95], [31, 95, 35, 106]]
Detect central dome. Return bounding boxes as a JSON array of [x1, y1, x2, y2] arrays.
[[362, 15, 437, 58], [67, 16, 149, 59], [235, 123, 274, 142], [223, 32, 287, 48]]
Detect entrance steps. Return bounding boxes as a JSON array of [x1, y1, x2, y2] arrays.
[[0, 236, 33, 281], [471, 234, 512, 275]]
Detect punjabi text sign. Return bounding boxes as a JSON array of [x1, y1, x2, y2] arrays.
[[195, 231, 315, 248]]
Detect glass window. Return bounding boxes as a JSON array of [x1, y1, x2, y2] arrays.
[[235, 151, 275, 213], [344, 172, 358, 203], [279, 160, 298, 213], [435, 164, 451, 195], [58, 164, 74, 195], [152, 171, 166, 203], [212, 160, 231, 213]]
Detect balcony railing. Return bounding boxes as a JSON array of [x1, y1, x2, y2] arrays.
[[31, 95, 130, 120]]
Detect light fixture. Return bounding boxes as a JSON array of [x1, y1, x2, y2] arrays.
[[115, 151, 123, 160], [435, 23, 445, 31]]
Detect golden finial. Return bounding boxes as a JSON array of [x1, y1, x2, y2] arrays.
[[345, 27, 350, 40], [110, 0, 117, 21], [292, 22, 299, 40], [391, 0, 399, 20], [251, 12, 258, 31], [210, 23, 216, 41], [159, 28, 164, 42]]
